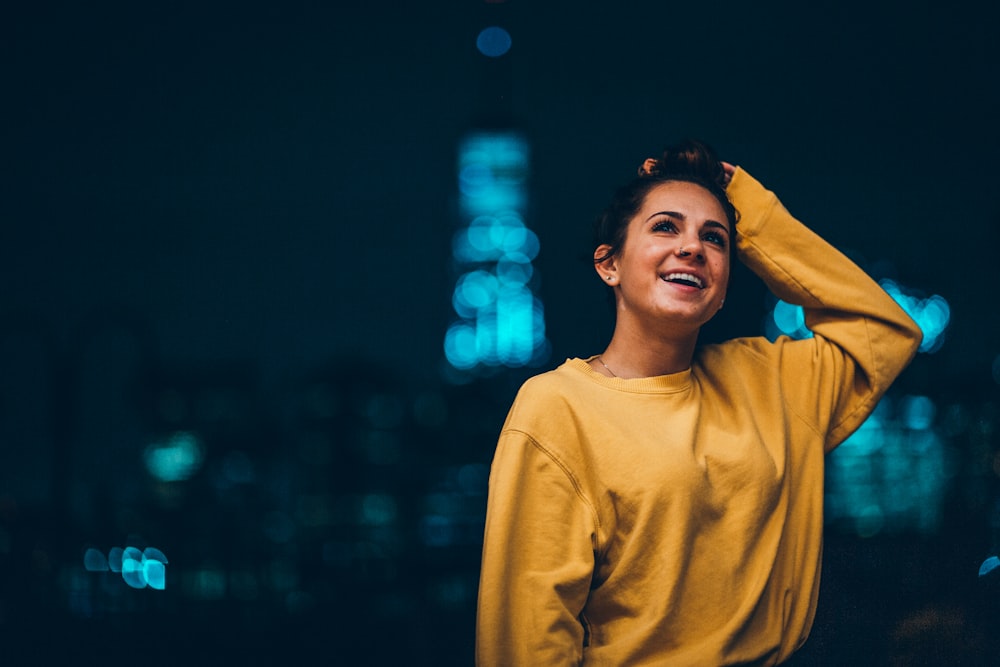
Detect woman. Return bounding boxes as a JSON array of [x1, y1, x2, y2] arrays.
[[475, 140, 922, 665]]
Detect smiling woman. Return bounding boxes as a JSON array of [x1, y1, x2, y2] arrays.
[[476, 139, 924, 665], [595, 180, 732, 369]]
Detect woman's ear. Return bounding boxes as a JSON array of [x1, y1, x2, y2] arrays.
[[594, 245, 618, 285]]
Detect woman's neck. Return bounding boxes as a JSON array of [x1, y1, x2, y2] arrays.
[[597, 325, 698, 379]]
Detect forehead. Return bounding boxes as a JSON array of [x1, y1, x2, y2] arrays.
[[636, 181, 728, 225]]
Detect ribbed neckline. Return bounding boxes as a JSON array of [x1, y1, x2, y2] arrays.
[[565, 357, 693, 394]]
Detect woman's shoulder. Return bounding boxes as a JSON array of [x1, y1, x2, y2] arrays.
[[513, 358, 592, 401], [504, 359, 599, 425]]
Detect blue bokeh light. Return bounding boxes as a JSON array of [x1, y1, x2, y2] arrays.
[[83, 547, 108, 572], [108, 546, 124, 572], [979, 555, 1000, 577], [764, 280, 950, 354], [360, 493, 397, 526], [880, 279, 950, 353], [900, 395, 935, 431], [221, 450, 255, 485], [446, 131, 549, 373], [457, 135, 529, 216], [143, 559, 166, 590], [83, 544, 168, 590], [476, 26, 512, 58], [826, 395, 953, 537], [190, 568, 226, 599], [453, 214, 539, 264], [420, 514, 455, 547], [496, 255, 533, 285], [144, 431, 204, 482], [455, 271, 498, 311], [122, 549, 146, 589], [767, 299, 813, 340], [444, 323, 477, 369]]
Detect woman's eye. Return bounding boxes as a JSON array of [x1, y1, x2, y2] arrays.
[[652, 220, 676, 233], [704, 232, 727, 247]]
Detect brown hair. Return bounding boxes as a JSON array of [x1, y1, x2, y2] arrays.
[[593, 139, 739, 264]]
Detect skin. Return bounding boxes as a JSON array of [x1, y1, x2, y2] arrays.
[[590, 179, 734, 378]]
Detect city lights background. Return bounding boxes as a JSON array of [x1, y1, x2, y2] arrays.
[[3, 1, 1000, 664]]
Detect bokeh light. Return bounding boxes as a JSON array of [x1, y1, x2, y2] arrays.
[[476, 26, 512, 57], [765, 298, 813, 341], [83, 544, 168, 590], [826, 395, 954, 537], [143, 431, 204, 482], [446, 131, 549, 373], [83, 548, 108, 572], [879, 279, 950, 353], [764, 280, 951, 354]]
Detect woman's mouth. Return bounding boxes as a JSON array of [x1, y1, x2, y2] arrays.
[[661, 272, 705, 289]]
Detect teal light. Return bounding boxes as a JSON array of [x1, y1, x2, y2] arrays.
[[121, 548, 146, 589], [980, 556, 1000, 577], [496, 255, 533, 286], [144, 431, 204, 482], [88, 544, 168, 590], [191, 568, 226, 600], [764, 280, 951, 354], [770, 299, 812, 340], [421, 515, 455, 547], [900, 395, 935, 431], [444, 323, 478, 369], [108, 546, 124, 572], [83, 548, 108, 572], [455, 271, 498, 311], [826, 395, 953, 537], [446, 130, 549, 374], [360, 493, 397, 526], [221, 450, 255, 485], [475, 311, 499, 365], [143, 559, 166, 590], [468, 216, 501, 255], [458, 143, 528, 215], [879, 279, 950, 353], [453, 215, 539, 264]]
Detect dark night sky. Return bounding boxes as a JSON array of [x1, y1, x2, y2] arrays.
[[3, 0, 999, 389]]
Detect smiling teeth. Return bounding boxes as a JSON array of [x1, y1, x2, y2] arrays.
[[664, 272, 704, 288]]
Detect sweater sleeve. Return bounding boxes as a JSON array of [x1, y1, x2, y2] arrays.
[[476, 424, 598, 666], [726, 168, 922, 450]]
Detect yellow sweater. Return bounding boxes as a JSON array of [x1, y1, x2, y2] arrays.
[[476, 169, 923, 666]]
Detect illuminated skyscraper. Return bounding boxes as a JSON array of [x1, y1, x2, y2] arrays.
[[443, 16, 549, 375]]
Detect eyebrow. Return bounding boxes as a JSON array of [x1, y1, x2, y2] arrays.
[[646, 210, 731, 235]]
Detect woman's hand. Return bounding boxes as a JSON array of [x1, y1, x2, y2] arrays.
[[721, 161, 737, 187]]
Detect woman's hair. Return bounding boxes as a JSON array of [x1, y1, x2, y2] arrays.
[[593, 139, 739, 264]]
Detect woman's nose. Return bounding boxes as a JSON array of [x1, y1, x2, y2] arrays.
[[676, 238, 704, 260]]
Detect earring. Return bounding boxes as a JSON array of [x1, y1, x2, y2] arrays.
[[605, 275, 613, 281]]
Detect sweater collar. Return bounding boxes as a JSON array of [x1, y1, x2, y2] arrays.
[[566, 356, 693, 394]]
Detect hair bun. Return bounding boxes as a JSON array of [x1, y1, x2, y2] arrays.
[[637, 158, 660, 177], [638, 139, 727, 189]]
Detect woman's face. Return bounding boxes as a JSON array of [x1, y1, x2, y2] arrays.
[[596, 181, 731, 336]]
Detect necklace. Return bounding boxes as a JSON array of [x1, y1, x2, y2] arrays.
[[597, 356, 618, 378]]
